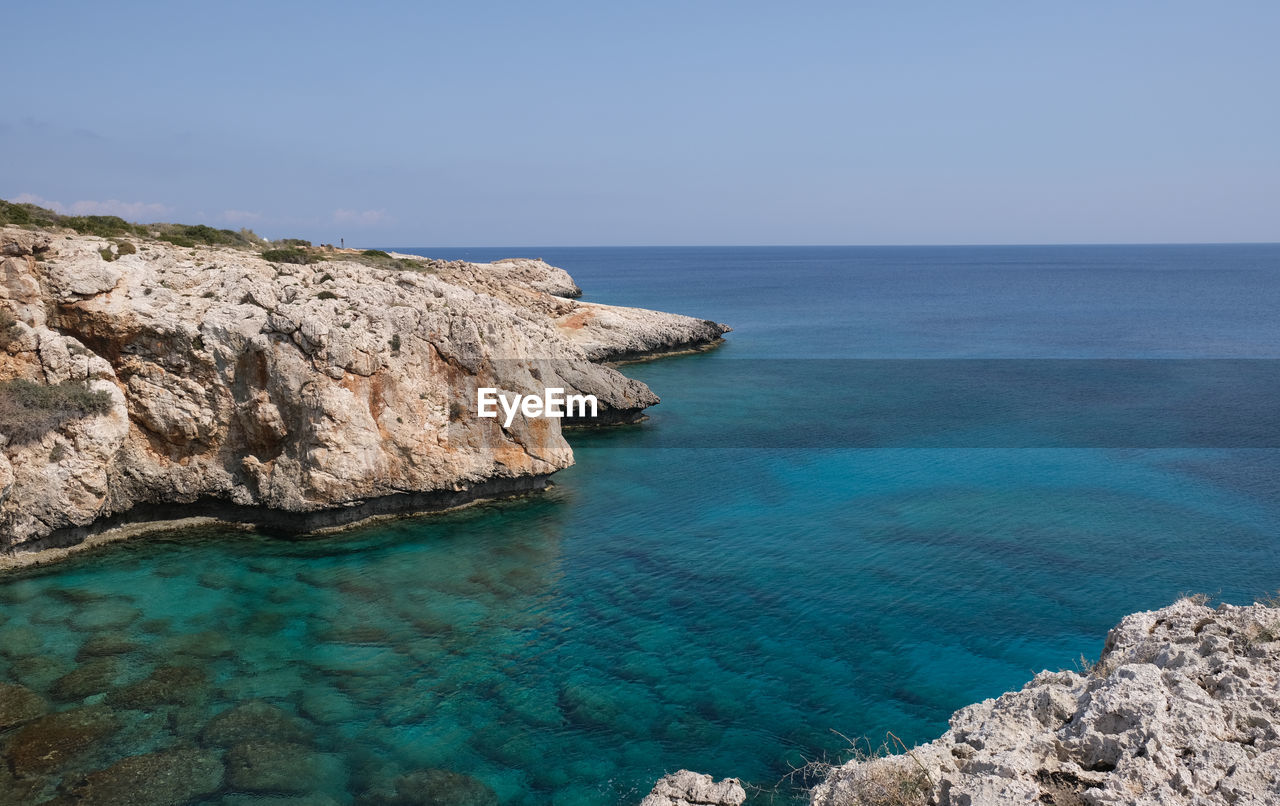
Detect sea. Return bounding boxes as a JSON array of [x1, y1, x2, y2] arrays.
[[2, 244, 1279, 804]]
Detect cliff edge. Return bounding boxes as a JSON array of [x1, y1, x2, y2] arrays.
[[0, 225, 728, 564]]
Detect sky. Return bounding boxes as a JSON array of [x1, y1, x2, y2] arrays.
[[3, 1, 1277, 246]]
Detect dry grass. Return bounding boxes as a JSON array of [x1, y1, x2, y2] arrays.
[[781, 731, 933, 806]]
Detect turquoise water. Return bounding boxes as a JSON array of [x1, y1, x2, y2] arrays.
[[4, 245, 1280, 804]]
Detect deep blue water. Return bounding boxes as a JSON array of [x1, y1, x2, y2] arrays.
[[3, 245, 1280, 804]]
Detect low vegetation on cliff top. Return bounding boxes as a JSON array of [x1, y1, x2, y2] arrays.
[[2, 197, 435, 273], [0, 198, 266, 249], [0, 378, 113, 444]]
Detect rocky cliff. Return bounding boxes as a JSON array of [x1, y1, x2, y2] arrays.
[[812, 597, 1280, 806], [0, 227, 728, 565]]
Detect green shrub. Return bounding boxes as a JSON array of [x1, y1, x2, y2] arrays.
[[278, 238, 311, 248], [62, 215, 143, 238], [0, 195, 258, 253], [316, 290, 338, 300], [0, 378, 113, 444], [116, 241, 137, 255], [99, 247, 117, 262], [399, 258, 436, 272], [0, 200, 33, 226], [0, 309, 17, 345], [150, 223, 253, 248], [390, 334, 401, 353], [362, 249, 391, 259], [318, 272, 334, 283], [261, 248, 318, 265]]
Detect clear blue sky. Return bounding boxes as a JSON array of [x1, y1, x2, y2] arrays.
[[4, 1, 1277, 246]]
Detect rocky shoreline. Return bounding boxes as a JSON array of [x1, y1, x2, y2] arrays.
[[650, 597, 1280, 806], [0, 225, 728, 567]]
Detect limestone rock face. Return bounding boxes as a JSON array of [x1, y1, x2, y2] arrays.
[[812, 598, 1280, 806], [640, 770, 747, 806], [0, 229, 726, 559]]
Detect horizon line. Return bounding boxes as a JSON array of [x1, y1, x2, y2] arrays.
[[375, 240, 1280, 251]]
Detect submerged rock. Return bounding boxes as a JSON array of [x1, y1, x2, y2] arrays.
[[200, 700, 313, 747], [67, 600, 143, 631], [299, 687, 358, 726], [388, 768, 499, 806], [0, 681, 47, 729], [50, 656, 123, 702], [160, 629, 235, 660], [49, 586, 113, 604], [0, 624, 44, 657], [6, 704, 120, 777], [217, 795, 342, 806], [107, 665, 208, 708], [224, 740, 341, 794], [61, 746, 223, 806], [0, 763, 44, 804], [76, 634, 142, 660], [640, 770, 747, 806], [10, 654, 74, 691], [812, 597, 1280, 806]]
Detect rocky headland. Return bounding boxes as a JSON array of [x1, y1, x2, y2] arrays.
[[807, 597, 1280, 806], [0, 223, 728, 566]]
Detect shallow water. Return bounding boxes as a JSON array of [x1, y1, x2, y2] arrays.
[[3, 245, 1280, 804]]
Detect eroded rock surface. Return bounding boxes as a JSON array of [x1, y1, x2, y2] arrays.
[[0, 229, 727, 561], [812, 598, 1280, 806], [640, 770, 747, 806]]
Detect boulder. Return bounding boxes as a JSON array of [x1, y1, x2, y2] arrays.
[[640, 770, 747, 806]]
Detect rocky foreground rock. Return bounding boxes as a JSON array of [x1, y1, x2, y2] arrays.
[[0, 227, 727, 563], [640, 770, 746, 806], [811, 597, 1280, 806]]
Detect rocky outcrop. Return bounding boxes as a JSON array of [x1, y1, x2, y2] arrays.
[[427, 257, 730, 362], [640, 770, 747, 806], [556, 301, 730, 363], [0, 228, 728, 563], [812, 597, 1280, 806]]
